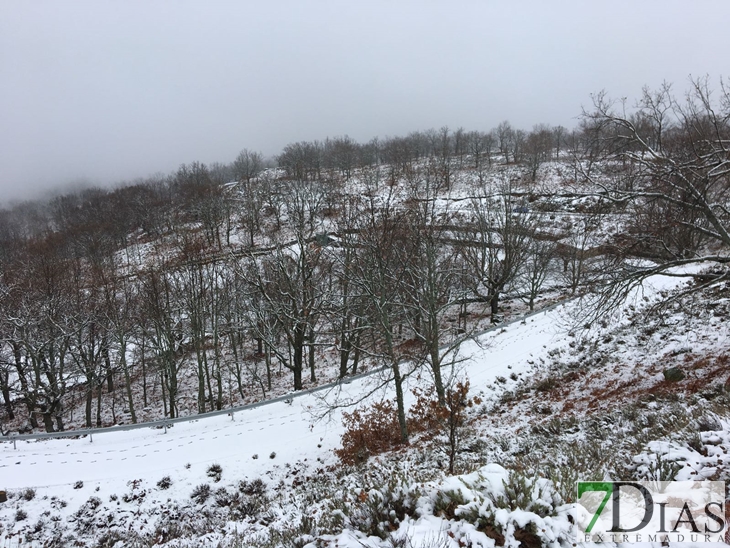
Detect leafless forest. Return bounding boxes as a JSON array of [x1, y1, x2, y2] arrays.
[[1, 79, 728, 441]]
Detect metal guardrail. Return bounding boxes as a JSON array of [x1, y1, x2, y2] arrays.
[[1, 365, 386, 446], [2, 298, 570, 446]]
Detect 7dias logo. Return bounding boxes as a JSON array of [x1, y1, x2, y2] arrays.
[[575, 481, 726, 543]]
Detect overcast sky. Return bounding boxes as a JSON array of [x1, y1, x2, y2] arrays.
[[1, 1, 728, 203]]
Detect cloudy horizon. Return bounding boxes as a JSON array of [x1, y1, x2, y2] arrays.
[[1, 0, 729, 204]]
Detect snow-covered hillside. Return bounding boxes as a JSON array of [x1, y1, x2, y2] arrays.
[[3, 271, 729, 547]]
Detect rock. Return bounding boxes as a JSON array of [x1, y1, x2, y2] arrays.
[[0, 490, 6, 503], [663, 367, 685, 382]]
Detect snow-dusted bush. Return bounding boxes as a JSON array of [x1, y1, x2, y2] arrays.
[[238, 478, 266, 496], [213, 487, 236, 507], [156, 475, 172, 490], [73, 496, 103, 534], [207, 463, 223, 482], [340, 469, 420, 540], [191, 483, 212, 504]]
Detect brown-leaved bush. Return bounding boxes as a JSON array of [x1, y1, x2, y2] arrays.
[[336, 381, 481, 471], [410, 381, 481, 473], [335, 400, 404, 465]]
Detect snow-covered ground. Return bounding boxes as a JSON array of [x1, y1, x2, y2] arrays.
[[1, 295, 571, 488], [2, 271, 728, 547]]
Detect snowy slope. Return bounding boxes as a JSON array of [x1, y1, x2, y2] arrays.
[[1, 302, 572, 490], [0, 272, 696, 546]]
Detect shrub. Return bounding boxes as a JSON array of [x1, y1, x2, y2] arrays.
[[157, 476, 172, 490], [15, 509, 27, 522], [206, 463, 223, 483], [191, 483, 212, 505], [433, 489, 468, 519], [535, 376, 557, 392], [639, 452, 683, 485], [408, 381, 481, 473], [50, 497, 67, 510], [75, 496, 102, 520], [122, 488, 147, 504], [22, 488, 36, 501], [490, 470, 555, 517], [73, 481, 84, 489], [697, 414, 722, 432], [214, 487, 236, 507], [344, 472, 419, 540], [239, 478, 266, 496], [336, 399, 403, 465], [238, 495, 270, 520]]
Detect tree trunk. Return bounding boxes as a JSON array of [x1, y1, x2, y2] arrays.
[[293, 365, 303, 391], [265, 344, 272, 391], [214, 330, 223, 410], [308, 329, 316, 383], [352, 325, 362, 375], [339, 338, 350, 379], [204, 351, 214, 411], [120, 341, 137, 424], [96, 380, 103, 427], [0, 370, 13, 419], [11, 343, 37, 427], [102, 342, 114, 392], [490, 291, 500, 320], [161, 371, 168, 418], [196, 347, 206, 414], [141, 337, 148, 407], [430, 338, 445, 404], [393, 361, 409, 443], [85, 381, 93, 428], [168, 366, 177, 419], [40, 406, 55, 433], [230, 333, 246, 399], [293, 327, 305, 390]]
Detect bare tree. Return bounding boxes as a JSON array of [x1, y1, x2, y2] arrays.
[[402, 168, 470, 403], [141, 267, 185, 419], [580, 77, 730, 313], [518, 236, 557, 311], [237, 180, 331, 390], [233, 150, 265, 246], [329, 194, 366, 378], [496, 121, 515, 163], [233, 149, 264, 184], [523, 124, 554, 184], [459, 178, 533, 321], [352, 187, 413, 443], [467, 130, 495, 173]]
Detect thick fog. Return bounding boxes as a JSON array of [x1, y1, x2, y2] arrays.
[[1, 0, 728, 203]]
